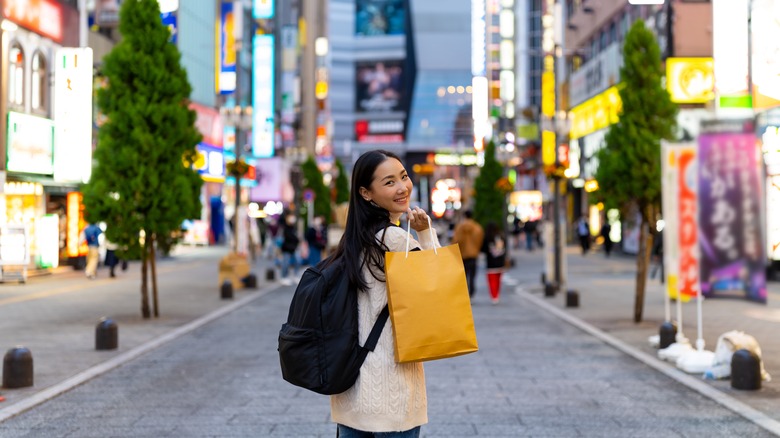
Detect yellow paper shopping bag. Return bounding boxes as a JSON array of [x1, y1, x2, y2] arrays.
[[384, 223, 479, 363]]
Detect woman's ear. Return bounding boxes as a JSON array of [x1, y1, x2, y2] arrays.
[[359, 187, 371, 202]]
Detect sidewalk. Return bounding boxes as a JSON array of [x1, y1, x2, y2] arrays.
[[509, 243, 780, 426], [0, 244, 276, 413]]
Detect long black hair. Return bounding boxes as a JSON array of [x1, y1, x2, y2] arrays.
[[327, 150, 401, 292]]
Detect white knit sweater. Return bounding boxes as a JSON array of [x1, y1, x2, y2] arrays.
[[331, 225, 440, 432]]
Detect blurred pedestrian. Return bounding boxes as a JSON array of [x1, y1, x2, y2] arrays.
[[482, 221, 506, 304], [451, 210, 484, 298], [264, 216, 280, 260], [280, 213, 300, 285], [327, 149, 436, 437], [80, 223, 102, 279], [650, 229, 664, 281], [576, 216, 590, 255], [104, 238, 119, 278], [601, 221, 613, 257], [524, 220, 537, 252], [305, 215, 328, 265], [511, 216, 523, 249]]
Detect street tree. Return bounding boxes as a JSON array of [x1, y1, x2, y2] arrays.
[[473, 140, 506, 228], [83, 0, 203, 319], [593, 19, 677, 323], [301, 156, 332, 224]]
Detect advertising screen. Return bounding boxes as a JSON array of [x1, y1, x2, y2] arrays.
[[355, 0, 405, 36], [355, 60, 404, 113], [252, 34, 275, 158]]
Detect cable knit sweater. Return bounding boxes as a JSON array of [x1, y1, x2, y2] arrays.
[[331, 225, 440, 432]]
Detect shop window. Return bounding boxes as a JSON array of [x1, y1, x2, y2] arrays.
[[31, 51, 47, 113], [9, 43, 24, 107]]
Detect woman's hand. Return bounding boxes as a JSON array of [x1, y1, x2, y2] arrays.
[[406, 207, 431, 232]]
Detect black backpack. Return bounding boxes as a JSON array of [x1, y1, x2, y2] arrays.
[[278, 256, 389, 395]]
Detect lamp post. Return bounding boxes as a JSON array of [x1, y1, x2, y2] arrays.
[[220, 104, 253, 253]]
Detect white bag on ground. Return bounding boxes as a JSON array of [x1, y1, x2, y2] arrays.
[[704, 330, 771, 382]]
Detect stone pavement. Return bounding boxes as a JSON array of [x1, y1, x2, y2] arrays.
[[0, 241, 778, 437], [0, 243, 777, 437], [509, 243, 780, 431]]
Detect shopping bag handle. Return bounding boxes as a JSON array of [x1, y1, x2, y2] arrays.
[[405, 216, 436, 257]]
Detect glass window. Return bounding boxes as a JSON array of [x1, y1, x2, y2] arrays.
[[32, 51, 47, 112], [9, 43, 24, 106]]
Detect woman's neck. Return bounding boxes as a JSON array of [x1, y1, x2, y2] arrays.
[[390, 212, 402, 225]]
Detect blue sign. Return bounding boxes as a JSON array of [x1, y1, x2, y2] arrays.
[[218, 1, 237, 94], [252, 34, 275, 157], [161, 12, 177, 44]]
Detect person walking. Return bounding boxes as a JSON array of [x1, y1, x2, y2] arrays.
[[80, 223, 102, 279], [482, 221, 506, 304], [305, 215, 328, 265], [600, 221, 613, 257], [577, 215, 591, 255], [327, 149, 438, 437], [523, 220, 537, 252], [104, 238, 119, 278], [279, 213, 300, 286], [451, 210, 484, 298]]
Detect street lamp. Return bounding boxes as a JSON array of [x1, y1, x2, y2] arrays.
[[220, 104, 253, 253]]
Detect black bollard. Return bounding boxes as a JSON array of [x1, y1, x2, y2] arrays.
[[95, 318, 118, 350], [3, 347, 33, 388], [565, 290, 579, 308], [544, 282, 557, 297], [221, 280, 234, 299], [265, 268, 276, 282], [731, 349, 762, 390], [659, 321, 677, 349], [243, 273, 258, 289]]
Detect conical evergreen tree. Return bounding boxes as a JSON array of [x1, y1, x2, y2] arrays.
[[301, 156, 332, 224], [594, 19, 677, 322], [83, 0, 202, 319], [473, 140, 505, 228]]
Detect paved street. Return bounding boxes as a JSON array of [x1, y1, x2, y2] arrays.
[[0, 244, 776, 437]]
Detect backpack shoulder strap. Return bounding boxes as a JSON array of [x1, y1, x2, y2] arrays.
[[360, 304, 389, 352]]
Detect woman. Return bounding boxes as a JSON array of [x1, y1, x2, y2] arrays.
[[482, 221, 507, 304], [327, 150, 438, 437], [280, 213, 300, 286]]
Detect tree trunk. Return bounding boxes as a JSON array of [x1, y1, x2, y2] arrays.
[[633, 214, 653, 323], [150, 234, 160, 318], [140, 236, 151, 319]]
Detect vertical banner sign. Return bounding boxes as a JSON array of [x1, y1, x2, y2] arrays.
[[252, 34, 275, 158], [54, 48, 94, 183], [661, 142, 681, 300], [216, 1, 236, 94], [699, 131, 767, 303], [677, 147, 699, 300]]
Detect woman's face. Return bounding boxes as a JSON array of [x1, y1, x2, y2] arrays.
[[360, 157, 413, 219]]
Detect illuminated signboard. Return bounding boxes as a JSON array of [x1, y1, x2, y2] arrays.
[[6, 111, 55, 175], [254, 0, 274, 19], [542, 130, 556, 166], [569, 86, 622, 140], [471, 0, 486, 76], [216, 1, 237, 94], [751, 0, 780, 111], [67, 192, 86, 258], [713, 0, 751, 109], [252, 34, 275, 157], [3, 0, 64, 42], [194, 143, 226, 182], [666, 58, 715, 104], [54, 48, 94, 183], [36, 214, 59, 269]]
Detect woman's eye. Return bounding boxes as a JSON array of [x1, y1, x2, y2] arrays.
[[402, 174, 408, 180]]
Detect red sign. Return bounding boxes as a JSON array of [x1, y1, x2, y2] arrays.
[[3, 0, 64, 42], [677, 150, 698, 298], [189, 103, 224, 147]]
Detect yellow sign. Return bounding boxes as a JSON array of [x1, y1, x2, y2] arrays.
[[541, 71, 555, 118], [666, 57, 715, 104], [542, 130, 556, 166], [569, 86, 622, 140]]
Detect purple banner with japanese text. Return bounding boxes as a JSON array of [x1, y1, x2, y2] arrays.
[[698, 131, 767, 303]]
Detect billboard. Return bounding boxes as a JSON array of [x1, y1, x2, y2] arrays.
[[699, 128, 767, 303], [355, 0, 405, 36], [6, 111, 55, 175], [54, 48, 93, 183], [252, 34, 275, 158], [355, 60, 404, 113], [253, 0, 274, 19], [216, 1, 237, 95], [751, 0, 780, 111], [713, 0, 751, 109]]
